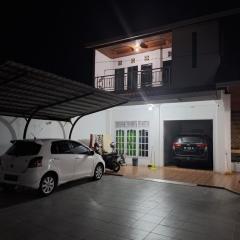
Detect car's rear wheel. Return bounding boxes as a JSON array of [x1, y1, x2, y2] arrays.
[[94, 164, 104, 180], [39, 173, 56, 196]]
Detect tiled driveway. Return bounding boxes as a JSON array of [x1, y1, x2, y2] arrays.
[[1, 175, 240, 240]]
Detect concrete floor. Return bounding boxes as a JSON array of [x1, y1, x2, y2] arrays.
[[1, 175, 240, 240]]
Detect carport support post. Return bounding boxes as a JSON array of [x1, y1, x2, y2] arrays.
[[69, 115, 84, 140], [23, 117, 32, 139], [23, 109, 39, 139]]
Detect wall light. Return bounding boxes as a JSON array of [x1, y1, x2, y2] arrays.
[[148, 104, 154, 111]]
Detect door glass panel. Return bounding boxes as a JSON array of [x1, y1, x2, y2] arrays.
[[116, 129, 124, 154], [139, 129, 149, 157], [127, 129, 136, 156], [51, 141, 71, 154]]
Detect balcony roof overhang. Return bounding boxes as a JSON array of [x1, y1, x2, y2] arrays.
[[0, 61, 128, 122], [86, 8, 240, 49]]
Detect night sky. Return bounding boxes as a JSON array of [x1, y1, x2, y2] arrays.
[[0, 1, 239, 85]]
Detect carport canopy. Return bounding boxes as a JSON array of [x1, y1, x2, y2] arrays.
[[0, 61, 128, 139]]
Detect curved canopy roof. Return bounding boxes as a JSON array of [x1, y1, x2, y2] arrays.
[[0, 61, 128, 121]]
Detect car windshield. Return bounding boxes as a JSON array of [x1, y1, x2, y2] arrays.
[[181, 136, 203, 143], [6, 141, 41, 156]]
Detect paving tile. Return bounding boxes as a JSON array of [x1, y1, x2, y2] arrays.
[[0, 175, 239, 240]]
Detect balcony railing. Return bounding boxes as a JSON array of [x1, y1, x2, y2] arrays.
[[95, 67, 171, 92]]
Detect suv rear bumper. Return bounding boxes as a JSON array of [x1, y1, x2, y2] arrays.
[[174, 155, 208, 161]]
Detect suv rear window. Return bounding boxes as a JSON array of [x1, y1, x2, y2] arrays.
[[181, 136, 203, 143], [6, 141, 41, 156]]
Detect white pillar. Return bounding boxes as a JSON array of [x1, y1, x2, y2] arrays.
[[214, 91, 231, 173]]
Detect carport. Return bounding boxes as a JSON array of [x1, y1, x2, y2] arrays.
[[0, 61, 128, 139]]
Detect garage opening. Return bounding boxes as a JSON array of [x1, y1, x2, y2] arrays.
[[164, 120, 213, 170]]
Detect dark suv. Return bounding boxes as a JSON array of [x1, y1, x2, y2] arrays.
[[172, 134, 212, 169]]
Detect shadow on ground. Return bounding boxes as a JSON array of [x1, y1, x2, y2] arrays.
[[0, 177, 93, 209]]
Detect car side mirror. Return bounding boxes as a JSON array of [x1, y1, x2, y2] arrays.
[[88, 150, 94, 156]]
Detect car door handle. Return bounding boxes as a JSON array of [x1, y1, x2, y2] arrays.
[[74, 157, 82, 160]]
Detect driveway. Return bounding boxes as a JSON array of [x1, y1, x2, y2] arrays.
[[0, 175, 240, 240]]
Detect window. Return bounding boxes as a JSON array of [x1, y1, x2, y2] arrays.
[[69, 141, 89, 154], [139, 129, 149, 157], [7, 141, 41, 156], [116, 130, 124, 154], [51, 141, 71, 154], [127, 130, 136, 156]]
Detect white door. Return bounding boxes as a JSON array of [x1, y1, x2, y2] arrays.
[[51, 141, 76, 182], [68, 141, 94, 178]]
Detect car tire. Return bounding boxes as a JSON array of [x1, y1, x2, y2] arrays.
[[93, 164, 104, 180], [39, 173, 57, 196]]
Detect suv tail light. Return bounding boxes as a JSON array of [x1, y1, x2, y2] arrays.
[[28, 156, 43, 168], [196, 143, 208, 151], [172, 143, 182, 150], [196, 143, 207, 148]]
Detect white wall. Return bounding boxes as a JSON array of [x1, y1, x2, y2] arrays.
[[0, 111, 107, 155], [0, 116, 72, 155], [94, 48, 172, 86], [104, 93, 231, 173], [0, 93, 231, 173], [70, 111, 108, 142], [159, 95, 231, 173], [95, 51, 114, 77], [107, 104, 160, 165]]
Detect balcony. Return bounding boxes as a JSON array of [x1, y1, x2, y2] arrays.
[[95, 66, 171, 93]]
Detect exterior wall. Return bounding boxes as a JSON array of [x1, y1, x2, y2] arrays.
[[0, 111, 107, 155], [95, 51, 114, 77], [112, 48, 171, 73], [0, 117, 71, 155], [0, 94, 231, 173], [172, 20, 220, 88], [70, 111, 108, 142], [107, 104, 160, 166], [159, 94, 231, 173], [94, 48, 172, 87]]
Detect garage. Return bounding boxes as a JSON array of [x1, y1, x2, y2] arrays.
[[164, 120, 213, 170]]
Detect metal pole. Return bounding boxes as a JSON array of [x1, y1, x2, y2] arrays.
[[23, 117, 32, 139], [69, 115, 84, 139], [23, 109, 39, 139]]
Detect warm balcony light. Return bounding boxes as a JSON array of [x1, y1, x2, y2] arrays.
[[135, 41, 140, 52]]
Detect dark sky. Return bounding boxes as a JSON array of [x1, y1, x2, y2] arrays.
[[0, 1, 239, 85]]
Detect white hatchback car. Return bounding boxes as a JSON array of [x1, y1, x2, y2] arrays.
[[0, 139, 105, 196]]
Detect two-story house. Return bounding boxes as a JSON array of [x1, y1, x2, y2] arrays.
[[84, 9, 240, 173]]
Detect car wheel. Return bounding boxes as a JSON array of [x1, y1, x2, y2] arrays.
[[39, 174, 56, 196], [112, 161, 120, 172], [94, 164, 104, 180]]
